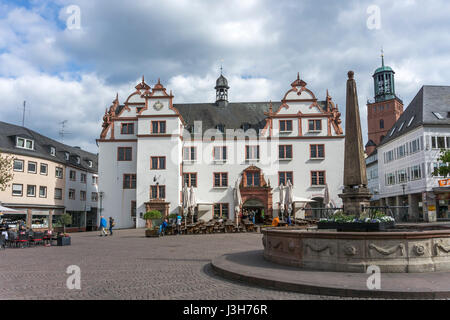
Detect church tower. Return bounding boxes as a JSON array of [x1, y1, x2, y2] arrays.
[[365, 52, 404, 155], [215, 68, 229, 107]]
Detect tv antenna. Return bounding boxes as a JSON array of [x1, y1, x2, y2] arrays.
[[59, 120, 72, 142], [19, 101, 31, 127]]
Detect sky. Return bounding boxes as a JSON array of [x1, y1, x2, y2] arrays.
[[0, 0, 449, 153]]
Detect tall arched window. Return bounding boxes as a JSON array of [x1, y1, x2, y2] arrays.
[[380, 119, 384, 129]]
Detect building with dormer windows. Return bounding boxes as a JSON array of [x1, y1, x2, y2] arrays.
[[0, 121, 98, 231], [97, 73, 345, 229]]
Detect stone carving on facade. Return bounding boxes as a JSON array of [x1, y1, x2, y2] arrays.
[[273, 240, 283, 250], [100, 93, 119, 139], [413, 244, 426, 256], [288, 240, 295, 252], [344, 245, 357, 256], [369, 243, 405, 256], [434, 241, 450, 255], [305, 243, 334, 255]]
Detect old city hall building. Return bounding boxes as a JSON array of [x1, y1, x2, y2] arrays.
[[98, 73, 345, 229]]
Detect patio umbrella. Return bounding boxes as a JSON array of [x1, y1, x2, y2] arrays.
[[182, 184, 189, 227], [323, 183, 331, 218], [234, 179, 242, 225], [189, 185, 197, 224], [285, 180, 293, 220], [279, 183, 285, 220], [324, 183, 330, 208], [0, 204, 19, 215]]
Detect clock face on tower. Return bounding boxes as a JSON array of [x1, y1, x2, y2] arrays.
[[153, 101, 163, 111]]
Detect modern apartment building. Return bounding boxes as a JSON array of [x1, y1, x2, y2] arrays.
[[0, 121, 98, 231]]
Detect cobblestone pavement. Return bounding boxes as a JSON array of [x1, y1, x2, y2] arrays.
[[0, 229, 348, 300]]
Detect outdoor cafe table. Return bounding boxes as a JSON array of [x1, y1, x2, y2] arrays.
[[244, 222, 255, 232], [224, 222, 235, 233], [186, 224, 195, 234], [205, 224, 214, 234]]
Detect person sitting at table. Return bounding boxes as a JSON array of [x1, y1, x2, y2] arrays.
[[272, 216, 280, 227]]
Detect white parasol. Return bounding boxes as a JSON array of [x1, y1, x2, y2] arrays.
[[182, 183, 189, 227], [279, 183, 285, 219], [285, 180, 294, 220], [234, 178, 242, 225], [189, 185, 197, 223]]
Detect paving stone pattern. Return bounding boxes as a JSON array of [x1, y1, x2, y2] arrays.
[[0, 229, 353, 300]]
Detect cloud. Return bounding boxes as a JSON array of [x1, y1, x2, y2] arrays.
[[0, 0, 450, 153]]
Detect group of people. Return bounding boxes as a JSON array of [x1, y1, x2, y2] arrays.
[[159, 214, 183, 236], [98, 216, 115, 236]]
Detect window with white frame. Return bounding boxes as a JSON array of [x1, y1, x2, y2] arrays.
[[384, 150, 394, 163], [13, 159, 24, 172], [39, 186, 47, 198], [183, 146, 196, 161], [40, 163, 48, 175], [397, 169, 407, 183], [410, 165, 422, 180], [27, 185, 36, 197], [50, 147, 56, 156], [386, 173, 395, 185], [213, 146, 227, 161], [12, 184, 23, 196], [27, 161, 37, 173], [245, 145, 260, 160], [16, 137, 34, 150]]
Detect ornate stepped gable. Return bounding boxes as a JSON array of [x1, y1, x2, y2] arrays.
[[99, 73, 343, 139]]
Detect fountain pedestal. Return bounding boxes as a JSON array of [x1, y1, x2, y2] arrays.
[[339, 187, 372, 216]]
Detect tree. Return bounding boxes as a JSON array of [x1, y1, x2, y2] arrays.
[[432, 149, 450, 178], [0, 152, 14, 192], [58, 213, 72, 234], [143, 210, 162, 229]]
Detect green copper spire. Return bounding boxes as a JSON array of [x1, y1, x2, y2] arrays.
[[373, 51, 396, 102]]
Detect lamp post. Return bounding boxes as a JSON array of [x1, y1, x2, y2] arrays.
[[401, 184, 407, 221], [98, 191, 104, 230]]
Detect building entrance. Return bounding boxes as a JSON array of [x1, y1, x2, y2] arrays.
[[242, 199, 265, 224]]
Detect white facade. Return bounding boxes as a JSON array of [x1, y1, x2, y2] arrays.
[[98, 76, 345, 229], [378, 126, 450, 197]]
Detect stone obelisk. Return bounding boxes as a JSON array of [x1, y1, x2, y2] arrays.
[[339, 71, 372, 216]]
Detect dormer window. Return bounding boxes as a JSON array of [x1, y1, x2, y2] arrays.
[[50, 147, 56, 156], [76, 156, 81, 164], [65, 152, 70, 161], [88, 160, 93, 168], [407, 116, 415, 127], [389, 127, 396, 136], [16, 137, 34, 150], [432, 112, 444, 120]]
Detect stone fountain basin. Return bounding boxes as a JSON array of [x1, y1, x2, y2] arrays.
[[262, 227, 450, 273]]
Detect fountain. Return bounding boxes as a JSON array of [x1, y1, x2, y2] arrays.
[[261, 71, 450, 273]]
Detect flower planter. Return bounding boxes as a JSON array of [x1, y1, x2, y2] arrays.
[[318, 221, 395, 232], [145, 228, 160, 237], [57, 236, 71, 246]]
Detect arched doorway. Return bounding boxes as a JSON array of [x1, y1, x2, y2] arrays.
[[238, 165, 273, 223], [242, 198, 265, 224]]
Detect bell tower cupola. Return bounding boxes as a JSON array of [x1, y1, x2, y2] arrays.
[[215, 67, 229, 107], [373, 50, 397, 102]]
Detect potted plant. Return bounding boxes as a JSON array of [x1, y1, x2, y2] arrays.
[[318, 211, 395, 232], [56, 214, 72, 245], [144, 210, 162, 237]]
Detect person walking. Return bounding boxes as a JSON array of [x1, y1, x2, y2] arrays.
[[176, 214, 182, 235], [99, 216, 107, 236], [159, 219, 168, 237], [109, 217, 115, 236]]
